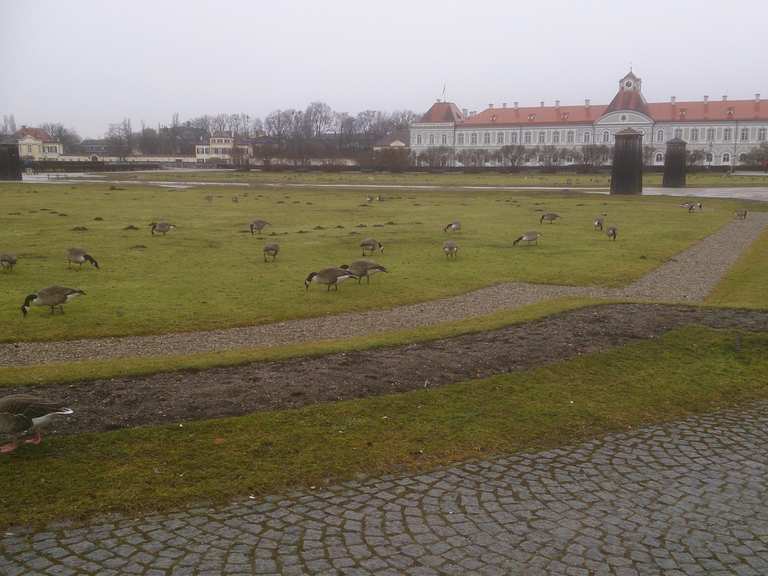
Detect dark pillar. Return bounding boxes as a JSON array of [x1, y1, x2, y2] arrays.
[[610, 128, 643, 195], [0, 143, 22, 181], [662, 137, 686, 187]]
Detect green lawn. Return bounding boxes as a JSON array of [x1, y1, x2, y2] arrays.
[[1, 325, 765, 529], [708, 226, 768, 309], [108, 169, 768, 189], [0, 182, 748, 342]]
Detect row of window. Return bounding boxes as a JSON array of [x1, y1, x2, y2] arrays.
[[209, 138, 232, 145], [416, 125, 768, 147], [654, 152, 742, 164], [197, 147, 232, 155]]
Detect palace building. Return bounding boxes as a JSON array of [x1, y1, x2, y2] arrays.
[[410, 72, 767, 166]]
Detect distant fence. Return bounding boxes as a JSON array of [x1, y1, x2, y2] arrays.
[[27, 161, 164, 172]]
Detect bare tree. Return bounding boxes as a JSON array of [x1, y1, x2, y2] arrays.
[[304, 102, 334, 137], [105, 118, 133, 159], [1, 114, 17, 136], [39, 123, 81, 153]]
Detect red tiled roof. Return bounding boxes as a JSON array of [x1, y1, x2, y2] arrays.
[[453, 98, 766, 128], [15, 127, 56, 142], [420, 102, 464, 123]]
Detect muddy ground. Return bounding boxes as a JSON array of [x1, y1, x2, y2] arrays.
[[8, 303, 768, 436]]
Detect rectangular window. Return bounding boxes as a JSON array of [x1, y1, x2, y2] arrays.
[[524, 132, 531, 144], [724, 127, 732, 141], [674, 128, 683, 139], [457, 133, 464, 145], [583, 132, 590, 144], [552, 131, 560, 144], [706, 128, 715, 141], [416, 135, 422, 145], [759, 128, 767, 142], [510, 132, 518, 144], [471, 133, 477, 145], [566, 131, 574, 144], [441, 134, 447, 145], [656, 129, 664, 142], [741, 128, 749, 142], [497, 132, 504, 145], [691, 128, 699, 142], [538, 132, 545, 144], [483, 132, 490, 145], [429, 134, 435, 145]]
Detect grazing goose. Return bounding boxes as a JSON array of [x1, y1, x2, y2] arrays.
[[305, 267, 359, 291], [593, 216, 605, 231], [735, 209, 748, 220], [443, 240, 459, 259], [263, 242, 280, 262], [150, 221, 176, 235], [340, 260, 387, 284], [606, 226, 618, 241], [359, 238, 384, 256], [66, 247, 99, 269], [540, 212, 561, 224], [443, 220, 461, 232], [0, 253, 17, 271], [0, 394, 74, 453], [512, 231, 541, 246], [21, 285, 85, 317], [250, 219, 270, 235]]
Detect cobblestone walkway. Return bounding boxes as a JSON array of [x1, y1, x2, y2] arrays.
[[3, 403, 768, 575]]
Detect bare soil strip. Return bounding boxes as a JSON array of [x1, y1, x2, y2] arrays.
[[2, 213, 767, 366], [6, 304, 768, 437]]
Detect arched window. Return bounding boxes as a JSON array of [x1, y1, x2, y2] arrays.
[[705, 152, 713, 162], [497, 132, 504, 145], [602, 131, 610, 143], [655, 153, 663, 163], [471, 133, 478, 145], [429, 134, 435, 145], [657, 129, 664, 142], [441, 134, 447, 145], [739, 153, 747, 162], [457, 133, 464, 145], [416, 135, 422, 145], [722, 153, 730, 164]]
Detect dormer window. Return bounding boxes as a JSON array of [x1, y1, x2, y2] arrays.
[[528, 114, 536, 121], [679, 109, 687, 119], [561, 112, 569, 121], [727, 107, 735, 117]]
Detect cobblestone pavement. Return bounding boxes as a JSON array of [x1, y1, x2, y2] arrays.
[[3, 404, 768, 575]]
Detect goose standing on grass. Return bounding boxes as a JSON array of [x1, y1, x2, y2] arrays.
[[443, 220, 461, 232], [0, 253, 17, 271], [66, 248, 99, 270], [150, 221, 176, 235], [606, 226, 618, 241], [340, 260, 387, 284], [250, 219, 270, 235], [263, 243, 280, 262], [443, 240, 459, 259], [0, 394, 74, 454], [359, 238, 383, 256], [735, 209, 748, 220], [593, 216, 605, 231], [21, 286, 85, 317], [540, 212, 561, 224], [512, 231, 541, 246], [305, 267, 359, 291]]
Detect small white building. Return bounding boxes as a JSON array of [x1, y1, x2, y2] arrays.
[[14, 127, 63, 160], [195, 133, 251, 164]]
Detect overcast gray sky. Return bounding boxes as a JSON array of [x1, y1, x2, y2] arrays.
[[2, 0, 767, 138]]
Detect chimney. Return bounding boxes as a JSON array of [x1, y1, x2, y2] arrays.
[[502, 102, 507, 108], [756, 93, 762, 102], [555, 100, 560, 107], [514, 102, 519, 110], [703, 95, 709, 102], [462, 108, 468, 117], [722, 95, 728, 102], [671, 96, 676, 104], [540, 101, 544, 108], [488, 103, 493, 109], [584, 98, 590, 107]]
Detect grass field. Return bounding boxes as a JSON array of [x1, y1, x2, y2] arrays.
[[707, 226, 768, 309], [0, 182, 750, 342], [1, 325, 765, 529], [106, 169, 768, 189]]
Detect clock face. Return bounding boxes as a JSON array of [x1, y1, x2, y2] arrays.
[[625, 80, 633, 88]]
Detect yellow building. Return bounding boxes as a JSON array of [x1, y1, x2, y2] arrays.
[[14, 127, 63, 160]]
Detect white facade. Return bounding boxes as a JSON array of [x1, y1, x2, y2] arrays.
[[195, 135, 251, 163]]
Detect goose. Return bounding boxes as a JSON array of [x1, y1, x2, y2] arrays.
[[443, 240, 459, 259], [513, 231, 541, 246], [360, 238, 384, 256], [340, 260, 387, 284], [443, 220, 461, 232], [250, 219, 270, 235], [305, 267, 359, 291], [21, 285, 85, 317], [0, 394, 74, 453], [735, 209, 748, 220], [150, 221, 176, 235], [263, 243, 280, 262], [540, 212, 561, 224], [66, 247, 99, 269], [0, 253, 17, 271], [593, 216, 605, 231], [607, 226, 618, 241]]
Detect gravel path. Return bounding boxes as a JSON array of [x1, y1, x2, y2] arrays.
[[8, 304, 768, 436], [2, 213, 766, 367], [4, 403, 768, 575]]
